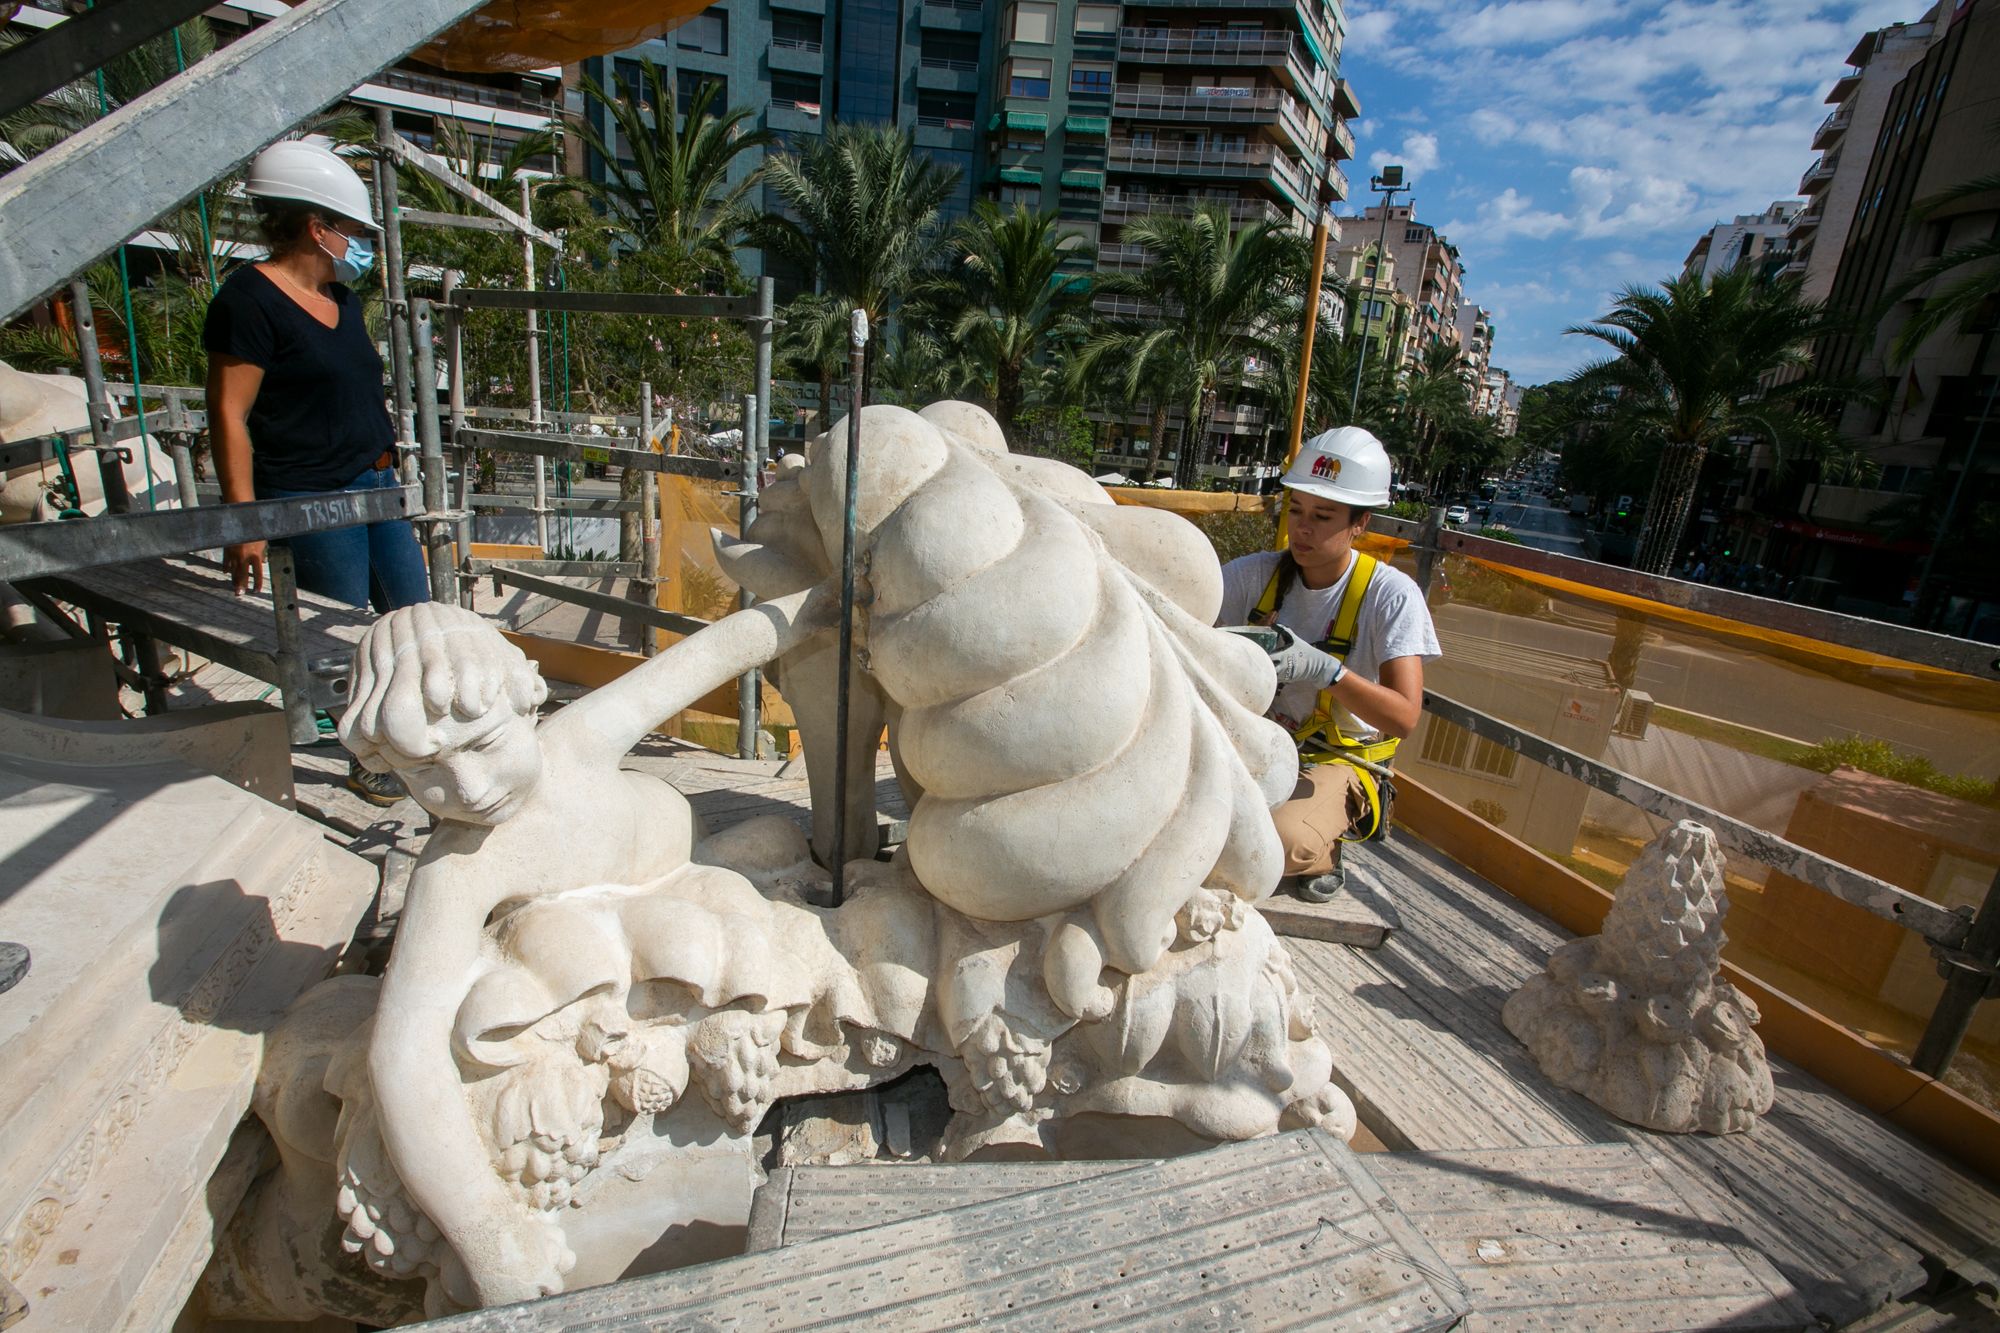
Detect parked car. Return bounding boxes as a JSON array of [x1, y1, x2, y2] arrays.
[[1445, 504, 1471, 526]]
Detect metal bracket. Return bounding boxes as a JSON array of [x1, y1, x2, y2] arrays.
[[1930, 939, 2000, 999]]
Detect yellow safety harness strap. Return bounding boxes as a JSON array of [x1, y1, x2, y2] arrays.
[[1252, 551, 1401, 840]]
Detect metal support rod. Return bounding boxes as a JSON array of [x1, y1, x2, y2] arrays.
[[1413, 505, 1444, 594], [410, 300, 455, 604], [266, 543, 319, 745], [442, 270, 474, 607], [737, 393, 761, 761], [375, 107, 416, 444], [754, 276, 775, 470], [639, 384, 660, 656], [1910, 866, 2000, 1077], [521, 178, 548, 551], [168, 441, 199, 511], [70, 279, 136, 513], [1350, 177, 1407, 417], [831, 310, 870, 906]]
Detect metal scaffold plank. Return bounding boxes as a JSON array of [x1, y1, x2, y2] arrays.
[[0, 0, 492, 323]]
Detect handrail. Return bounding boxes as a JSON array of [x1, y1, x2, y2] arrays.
[[1421, 691, 1970, 948]]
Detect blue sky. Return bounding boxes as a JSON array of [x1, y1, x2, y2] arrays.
[[1338, 0, 1922, 386]]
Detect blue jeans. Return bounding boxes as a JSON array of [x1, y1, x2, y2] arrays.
[[264, 466, 431, 612]]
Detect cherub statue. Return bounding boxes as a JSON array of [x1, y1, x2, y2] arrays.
[[336, 590, 832, 1306]]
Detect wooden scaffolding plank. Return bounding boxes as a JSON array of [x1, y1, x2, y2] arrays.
[[749, 1162, 1125, 1252], [431, 1131, 1471, 1332], [1346, 834, 1940, 1325], [1366, 1142, 1813, 1332]]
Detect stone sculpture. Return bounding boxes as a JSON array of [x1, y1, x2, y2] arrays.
[[215, 402, 1353, 1321], [1503, 820, 1774, 1135], [0, 359, 175, 523]]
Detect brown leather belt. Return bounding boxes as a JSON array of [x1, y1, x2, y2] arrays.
[[372, 448, 396, 471]]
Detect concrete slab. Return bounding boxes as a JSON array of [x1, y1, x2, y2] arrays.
[[0, 744, 376, 1331], [1264, 861, 1401, 948]]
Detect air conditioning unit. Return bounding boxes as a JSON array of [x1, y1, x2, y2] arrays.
[[1614, 690, 1654, 740]]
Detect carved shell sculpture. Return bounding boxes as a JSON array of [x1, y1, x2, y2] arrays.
[[717, 403, 1297, 1022]]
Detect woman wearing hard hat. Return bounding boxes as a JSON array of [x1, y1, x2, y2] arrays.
[[203, 139, 429, 802], [1216, 426, 1441, 902]]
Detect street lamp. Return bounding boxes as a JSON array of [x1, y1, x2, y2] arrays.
[[1350, 164, 1410, 417]]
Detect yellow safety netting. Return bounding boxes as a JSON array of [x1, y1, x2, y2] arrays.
[[411, 1, 712, 74]]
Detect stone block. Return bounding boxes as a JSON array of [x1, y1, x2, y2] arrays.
[[0, 640, 119, 720], [0, 701, 293, 807], [0, 745, 376, 1330]]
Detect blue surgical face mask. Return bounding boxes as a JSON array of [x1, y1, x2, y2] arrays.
[[321, 230, 375, 284]]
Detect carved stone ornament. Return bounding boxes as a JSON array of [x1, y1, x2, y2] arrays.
[[208, 402, 1355, 1321], [1503, 820, 1775, 1135]]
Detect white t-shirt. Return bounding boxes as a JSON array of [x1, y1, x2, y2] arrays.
[[1217, 549, 1441, 740]]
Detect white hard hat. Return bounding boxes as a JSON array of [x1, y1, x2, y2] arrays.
[[1280, 426, 1392, 508], [245, 140, 380, 231]]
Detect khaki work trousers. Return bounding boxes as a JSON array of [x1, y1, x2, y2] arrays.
[[1271, 762, 1368, 878]]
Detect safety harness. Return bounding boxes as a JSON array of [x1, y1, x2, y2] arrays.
[[1251, 551, 1398, 841]]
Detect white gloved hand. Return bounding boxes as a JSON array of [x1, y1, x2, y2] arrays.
[[1267, 624, 1346, 690]]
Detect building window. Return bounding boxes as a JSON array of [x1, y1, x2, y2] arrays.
[[613, 57, 648, 105], [1008, 58, 1052, 99], [1075, 4, 1120, 34], [677, 69, 725, 115], [677, 7, 728, 55], [1000, 184, 1040, 208], [772, 72, 823, 112], [1012, 2, 1057, 43], [1003, 135, 1043, 152], [1419, 721, 1519, 781], [773, 13, 822, 49], [1070, 63, 1112, 96]]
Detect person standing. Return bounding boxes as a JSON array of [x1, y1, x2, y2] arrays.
[[1215, 427, 1441, 901], [203, 139, 430, 802]]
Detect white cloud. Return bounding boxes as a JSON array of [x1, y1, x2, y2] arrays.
[[1567, 166, 1703, 239], [1370, 130, 1441, 177], [1444, 0, 1624, 49], [1345, 6, 1398, 47], [1442, 188, 1570, 242]]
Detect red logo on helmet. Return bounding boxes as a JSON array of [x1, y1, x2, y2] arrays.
[[1310, 454, 1341, 479]]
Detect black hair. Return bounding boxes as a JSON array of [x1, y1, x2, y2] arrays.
[[254, 201, 324, 257]]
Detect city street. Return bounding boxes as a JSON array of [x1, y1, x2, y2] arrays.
[[1485, 488, 1588, 555]]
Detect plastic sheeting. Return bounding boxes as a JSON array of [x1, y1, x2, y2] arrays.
[[411, 0, 713, 74]]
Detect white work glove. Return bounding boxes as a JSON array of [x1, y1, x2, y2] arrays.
[[1267, 624, 1346, 690]]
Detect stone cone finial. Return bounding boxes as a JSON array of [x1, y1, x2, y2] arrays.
[[1503, 820, 1774, 1134]]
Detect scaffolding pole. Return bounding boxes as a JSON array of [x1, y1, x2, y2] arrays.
[[410, 300, 456, 604], [375, 107, 417, 444], [638, 382, 660, 657], [737, 393, 760, 760], [520, 178, 549, 551]]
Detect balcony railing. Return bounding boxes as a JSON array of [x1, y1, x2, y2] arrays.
[[923, 0, 982, 9], [1100, 193, 1287, 226], [1812, 102, 1854, 149], [1098, 242, 1154, 269], [1112, 82, 1292, 117], [1329, 117, 1355, 160], [915, 114, 976, 131], [1799, 150, 1839, 194], [918, 54, 980, 72], [771, 35, 824, 53], [1107, 139, 1309, 199], [372, 67, 556, 116], [1117, 26, 1299, 63]]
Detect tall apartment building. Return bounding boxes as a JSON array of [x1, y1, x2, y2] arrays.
[[576, 1, 1360, 471], [1785, 12, 1942, 304], [1764, 0, 1997, 621], [1680, 201, 1803, 285], [1340, 203, 1463, 367], [1329, 236, 1411, 373], [1455, 302, 1493, 404]]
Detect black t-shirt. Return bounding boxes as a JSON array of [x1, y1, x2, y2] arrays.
[[202, 265, 393, 493]]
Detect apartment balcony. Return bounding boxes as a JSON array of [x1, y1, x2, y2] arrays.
[[1787, 196, 1826, 239], [1106, 138, 1311, 208], [916, 54, 981, 93], [1115, 25, 1324, 109], [769, 36, 824, 72], [1812, 102, 1854, 150], [1324, 159, 1347, 201], [768, 100, 826, 133], [1099, 241, 1155, 269], [1798, 150, 1839, 194], [1100, 193, 1286, 226], [1108, 83, 1320, 156], [1827, 69, 1861, 103], [1331, 77, 1361, 119], [914, 114, 977, 150], [918, 0, 983, 30], [769, 0, 824, 12], [1329, 116, 1355, 160]]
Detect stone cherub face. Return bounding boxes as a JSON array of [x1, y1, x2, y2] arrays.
[[340, 604, 551, 826]]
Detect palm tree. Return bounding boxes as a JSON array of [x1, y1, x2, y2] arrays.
[[567, 65, 771, 276], [1565, 267, 1837, 574], [1398, 341, 1474, 492], [929, 203, 1094, 438], [1076, 204, 1302, 489], [758, 125, 961, 391]]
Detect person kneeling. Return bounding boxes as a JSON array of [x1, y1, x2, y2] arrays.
[[1215, 427, 1441, 902]]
